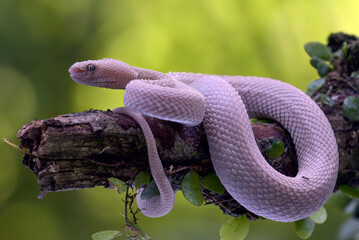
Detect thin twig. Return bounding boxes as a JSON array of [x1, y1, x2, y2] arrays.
[[167, 166, 193, 174], [124, 184, 130, 226], [2, 138, 31, 155]]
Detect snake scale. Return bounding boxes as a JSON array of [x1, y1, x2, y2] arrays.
[[69, 58, 338, 222]]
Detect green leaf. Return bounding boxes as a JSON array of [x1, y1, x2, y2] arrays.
[[265, 138, 285, 160], [92, 230, 122, 240], [340, 185, 359, 198], [295, 218, 315, 239], [306, 78, 325, 96], [308, 55, 332, 77], [304, 42, 332, 61], [343, 96, 359, 121], [201, 172, 225, 194], [316, 61, 331, 77], [320, 94, 336, 107], [310, 56, 324, 69], [220, 215, 249, 240], [181, 170, 204, 206], [108, 178, 127, 194], [134, 171, 150, 189], [309, 207, 327, 224], [140, 176, 173, 201], [140, 180, 160, 200]]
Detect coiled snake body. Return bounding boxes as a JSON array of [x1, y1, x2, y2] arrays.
[[69, 58, 338, 222]]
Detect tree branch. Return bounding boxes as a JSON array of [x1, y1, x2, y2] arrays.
[[18, 110, 297, 218]]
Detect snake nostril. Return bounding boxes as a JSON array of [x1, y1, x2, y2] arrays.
[[69, 65, 86, 74]]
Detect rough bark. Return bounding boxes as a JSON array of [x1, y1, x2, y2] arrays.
[[18, 110, 297, 218], [16, 32, 359, 219]]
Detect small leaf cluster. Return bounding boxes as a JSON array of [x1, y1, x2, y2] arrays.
[[304, 42, 336, 109], [218, 206, 328, 240], [107, 170, 226, 239], [179, 170, 249, 239], [305, 40, 359, 121], [136, 169, 225, 206], [133, 169, 249, 239], [306, 78, 337, 109], [306, 76, 337, 108], [220, 206, 330, 240], [304, 42, 333, 77], [295, 207, 327, 239], [92, 177, 151, 240], [101, 171, 357, 240], [181, 170, 226, 205]]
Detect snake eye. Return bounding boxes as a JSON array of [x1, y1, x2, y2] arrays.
[[87, 64, 96, 71]]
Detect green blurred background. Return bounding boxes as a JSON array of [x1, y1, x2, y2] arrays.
[[1, 0, 358, 239]]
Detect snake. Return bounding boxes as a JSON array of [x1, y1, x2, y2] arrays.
[[69, 58, 338, 222]]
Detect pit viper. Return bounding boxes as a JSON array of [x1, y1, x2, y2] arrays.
[[69, 58, 338, 222]]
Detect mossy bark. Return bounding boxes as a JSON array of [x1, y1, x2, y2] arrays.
[[318, 33, 359, 187]]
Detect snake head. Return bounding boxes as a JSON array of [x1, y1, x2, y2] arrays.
[[69, 58, 138, 89]]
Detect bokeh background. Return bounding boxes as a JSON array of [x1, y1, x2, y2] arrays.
[[1, 0, 359, 239]]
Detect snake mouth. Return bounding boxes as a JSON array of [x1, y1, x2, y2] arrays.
[[70, 74, 120, 88], [69, 73, 99, 87], [70, 73, 87, 84], [70, 72, 80, 79]]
